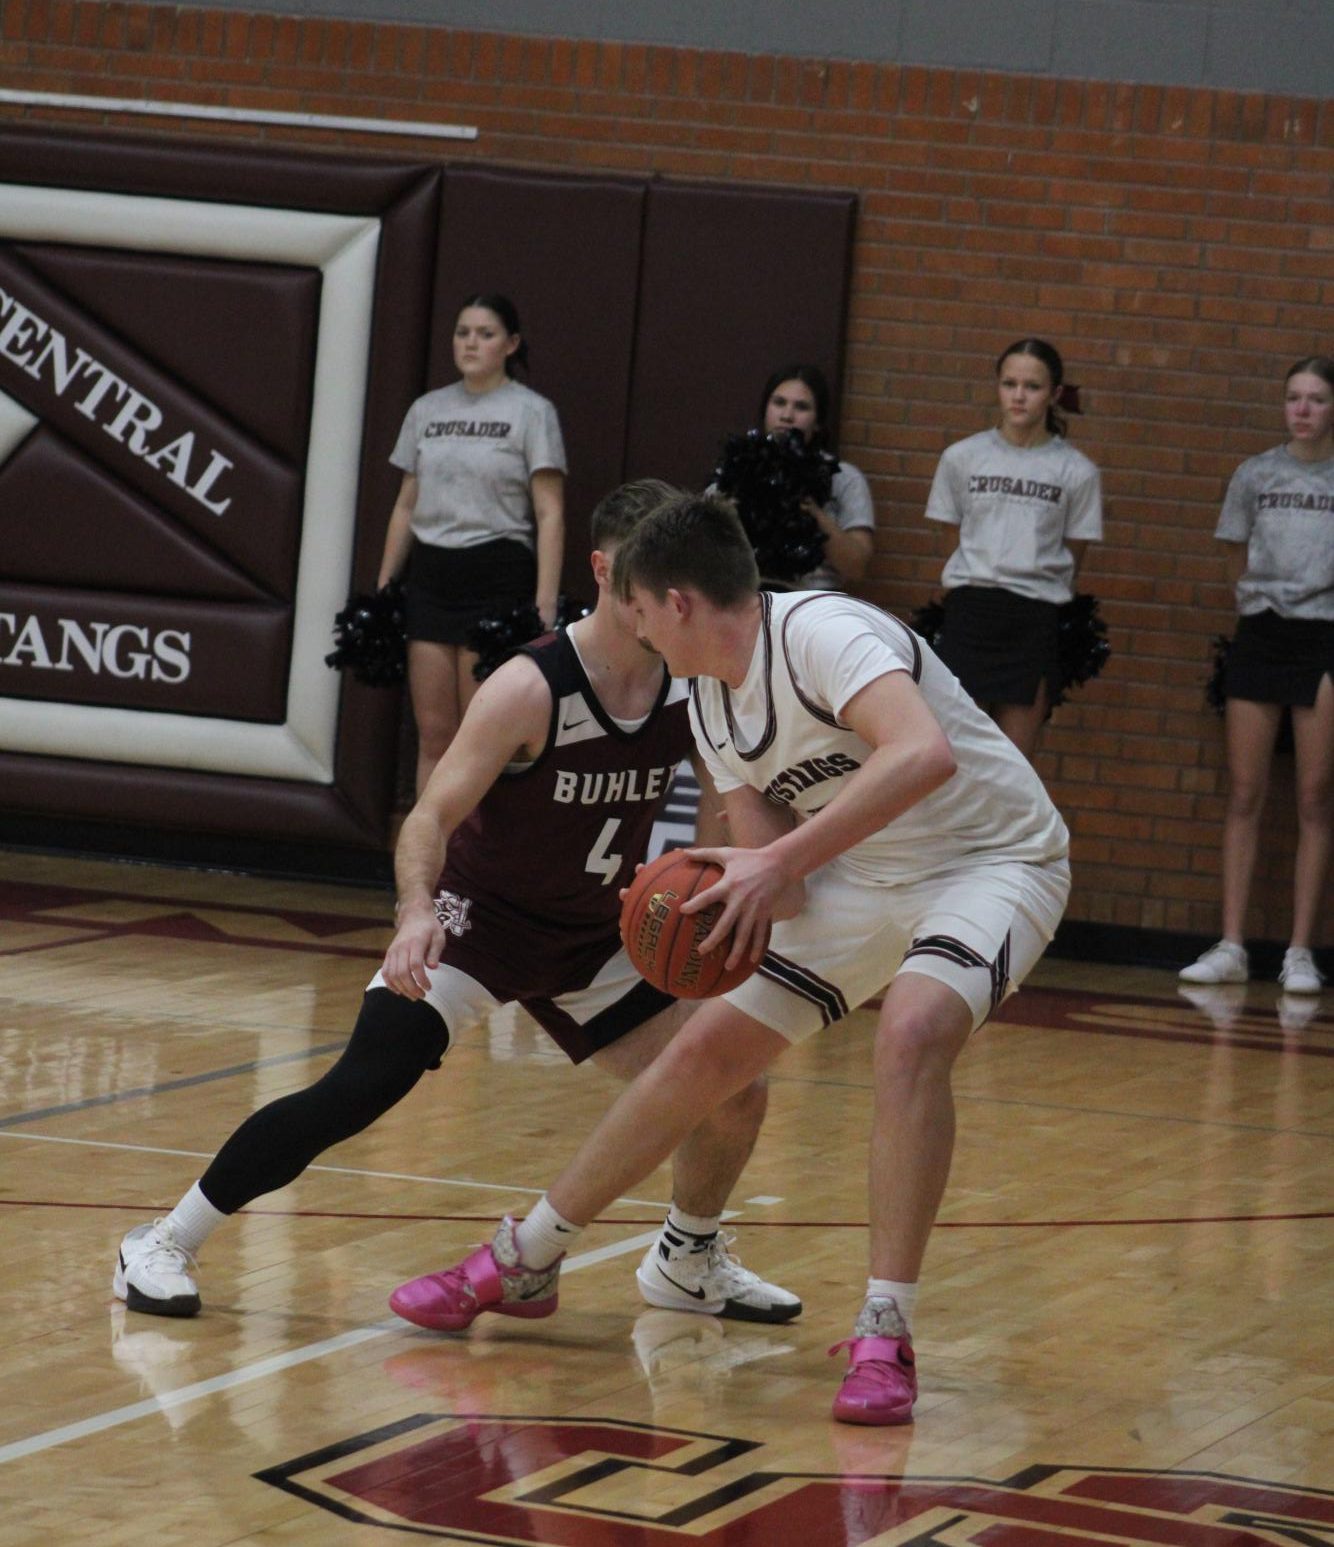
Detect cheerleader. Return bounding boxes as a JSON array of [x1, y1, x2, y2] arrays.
[[926, 338, 1103, 759], [1180, 356, 1334, 996], [378, 293, 566, 793], [757, 363, 875, 590]]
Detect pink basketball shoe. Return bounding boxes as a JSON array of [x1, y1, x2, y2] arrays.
[[389, 1217, 561, 1332], [829, 1335, 918, 1425]]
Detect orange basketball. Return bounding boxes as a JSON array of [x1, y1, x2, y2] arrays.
[[619, 848, 767, 999]]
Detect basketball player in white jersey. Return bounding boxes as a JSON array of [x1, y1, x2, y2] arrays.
[[392, 491, 1070, 1426]]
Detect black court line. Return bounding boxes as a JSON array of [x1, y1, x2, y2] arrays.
[[0, 1039, 346, 1128], [7, 1200, 1333, 1228]]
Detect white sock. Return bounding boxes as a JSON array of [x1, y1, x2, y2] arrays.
[[515, 1197, 582, 1269], [659, 1205, 721, 1259], [856, 1277, 918, 1336], [163, 1182, 227, 1256]]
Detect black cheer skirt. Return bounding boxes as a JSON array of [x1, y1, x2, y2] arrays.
[[405, 538, 536, 646], [1225, 609, 1334, 707], [935, 585, 1061, 707]]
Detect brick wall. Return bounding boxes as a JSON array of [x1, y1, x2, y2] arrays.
[[3, 2, 1332, 949]]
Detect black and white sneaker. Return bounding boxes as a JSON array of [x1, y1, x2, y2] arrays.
[[635, 1233, 801, 1323], [113, 1220, 201, 1318]]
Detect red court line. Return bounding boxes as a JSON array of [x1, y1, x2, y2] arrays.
[[0, 877, 389, 934], [8, 1200, 1332, 1228], [0, 928, 125, 958]]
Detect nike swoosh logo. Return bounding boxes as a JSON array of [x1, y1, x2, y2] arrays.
[[655, 1265, 707, 1300], [563, 717, 588, 732]]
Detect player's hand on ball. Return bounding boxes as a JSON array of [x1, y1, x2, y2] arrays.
[[683, 845, 800, 969], [620, 850, 768, 998], [382, 901, 446, 999]]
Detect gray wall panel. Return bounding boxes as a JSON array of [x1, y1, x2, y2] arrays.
[[165, 0, 1334, 94], [1052, 1, 1209, 85], [901, 0, 1059, 72], [1204, 2, 1331, 99]]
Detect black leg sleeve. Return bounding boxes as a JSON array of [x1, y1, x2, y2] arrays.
[[198, 990, 449, 1215]]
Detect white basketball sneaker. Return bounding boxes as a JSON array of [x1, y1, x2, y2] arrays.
[[113, 1220, 201, 1318], [1278, 947, 1324, 996], [1179, 940, 1249, 985], [636, 1232, 801, 1323]]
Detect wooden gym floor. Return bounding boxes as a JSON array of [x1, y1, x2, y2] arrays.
[[0, 846, 1330, 1545]]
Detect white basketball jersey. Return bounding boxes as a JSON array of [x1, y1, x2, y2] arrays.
[[690, 591, 1069, 886]]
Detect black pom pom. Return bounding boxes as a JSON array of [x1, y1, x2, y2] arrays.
[[909, 598, 945, 647], [712, 428, 836, 584], [325, 580, 407, 687], [467, 594, 592, 682], [1052, 592, 1111, 708]]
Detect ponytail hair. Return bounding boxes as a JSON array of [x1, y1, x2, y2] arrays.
[[996, 337, 1071, 437], [458, 292, 529, 376]]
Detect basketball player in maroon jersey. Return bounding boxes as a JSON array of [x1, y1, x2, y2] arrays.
[[114, 481, 799, 1328]]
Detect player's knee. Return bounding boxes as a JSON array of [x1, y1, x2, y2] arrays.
[[351, 988, 451, 1075], [658, 1019, 756, 1103], [875, 1002, 966, 1077]]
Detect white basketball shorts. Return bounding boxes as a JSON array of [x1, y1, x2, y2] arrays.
[[723, 855, 1070, 1043]]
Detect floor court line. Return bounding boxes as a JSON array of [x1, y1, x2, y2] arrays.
[[0, 1229, 660, 1467], [0, 1129, 675, 1209], [0, 1041, 348, 1128]]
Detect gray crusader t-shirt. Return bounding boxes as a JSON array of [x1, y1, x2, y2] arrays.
[[391, 378, 566, 551], [926, 428, 1103, 604], [1215, 445, 1334, 620]]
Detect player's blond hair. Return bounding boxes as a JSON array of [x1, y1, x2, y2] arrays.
[[590, 479, 681, 551]]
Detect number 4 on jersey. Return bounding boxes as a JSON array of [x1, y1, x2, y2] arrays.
[[585, 817, 623, 885]]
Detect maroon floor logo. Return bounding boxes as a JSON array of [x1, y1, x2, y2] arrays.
[[257, 1413, 1333, 1544]]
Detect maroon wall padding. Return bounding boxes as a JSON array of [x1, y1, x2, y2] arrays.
[[0, 583, 290, 719], [1, 753, 389, 849], [0, 125, 441, 852], [426, 165, 647, 598], [0, 128, 854, 869], [625, 182, 857, 490], [0, 247, 302, 596], [19, 245, 321, 463], [0, 125, 436, 213], [0, 431, 272, 601], [423, 167, 856, 605]]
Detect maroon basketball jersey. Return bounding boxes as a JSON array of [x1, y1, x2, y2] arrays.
[[440, 629, 693, 951]]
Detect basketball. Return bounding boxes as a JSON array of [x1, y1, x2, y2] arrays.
[[619, 848, 767, 999]]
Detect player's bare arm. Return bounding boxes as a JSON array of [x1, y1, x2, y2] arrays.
[[687, 749, 730, 849], [689, 671, 955, 962], [382, 655, 553, 999], [687, 785, 804, 964]]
